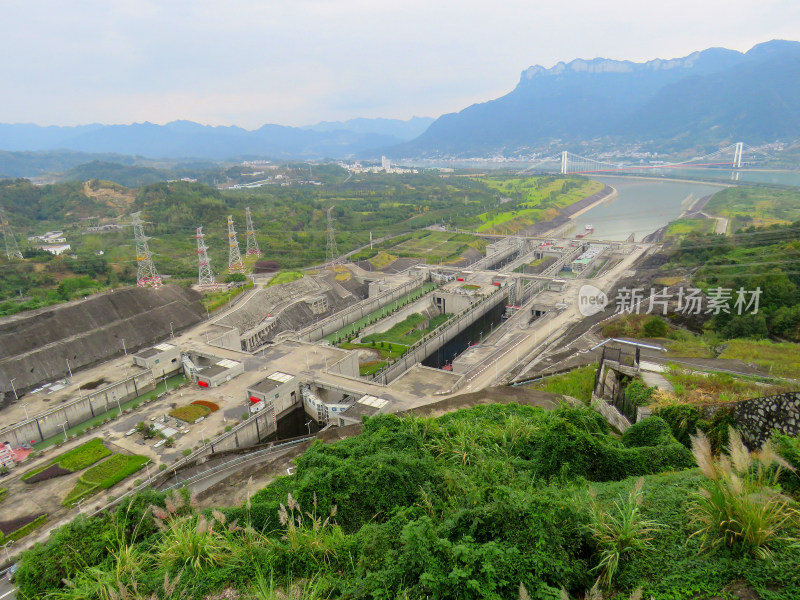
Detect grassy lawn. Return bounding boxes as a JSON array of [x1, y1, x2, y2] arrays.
[[340, 341, 407, 361], [359, 360, 387, 376], [267, 270, 304, 287], [323, 282, 437, 343], [362, 312, 452, 346], [22, 438, 111, 481], [660, 367, 794, 406], [719, 338, 800, 379], [62, 453, 149, 507], [169, 404, 211, 423], [202, 281, 253, 312], [33, 374, 188, 451], [527, 364, 597, 403]]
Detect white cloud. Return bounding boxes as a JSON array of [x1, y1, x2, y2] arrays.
[[1, 0, 798, 127]]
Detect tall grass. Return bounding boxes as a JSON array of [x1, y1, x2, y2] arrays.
[[689, 428, 800, 558], [585, 478, 662, 588]]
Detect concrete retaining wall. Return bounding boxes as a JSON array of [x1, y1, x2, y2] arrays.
[[0, 371, 156, 446], [377, 288, 509, 384], [290, 276, 427, 342], [0, 285, 204, 394]]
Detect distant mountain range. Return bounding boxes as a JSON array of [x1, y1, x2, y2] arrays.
[[1, 40, 798, 165], [393, 39, 800, 157], [0, 117, 431, 162], [302, 117, 434, 140]]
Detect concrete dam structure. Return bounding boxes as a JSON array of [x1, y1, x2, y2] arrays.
[[0, 285, 205, 397]]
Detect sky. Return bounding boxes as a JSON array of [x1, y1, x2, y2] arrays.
[[2, 0, 799, 129]]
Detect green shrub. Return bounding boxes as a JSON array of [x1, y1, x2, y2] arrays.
[[14, 514, 114, 599], [655, 404, 705, 447], [773, 432, 800, 494], [625, 380, 656, 407], [622, 416, 675, 448], [586, 478, 661, 587]]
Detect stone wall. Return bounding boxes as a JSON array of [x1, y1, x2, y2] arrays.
[[731, 391, 800, 448]]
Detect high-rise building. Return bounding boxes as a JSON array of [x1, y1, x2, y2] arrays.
[[381, 156, 391, 171]]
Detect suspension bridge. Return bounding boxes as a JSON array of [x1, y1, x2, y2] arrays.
[[517, 142, 778, 175]]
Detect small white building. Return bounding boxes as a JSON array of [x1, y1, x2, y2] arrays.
[[36, 244, 71, 256], [132, 343, 182, 378]]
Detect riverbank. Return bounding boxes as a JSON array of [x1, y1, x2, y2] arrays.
[[512, 184, 617, 237]]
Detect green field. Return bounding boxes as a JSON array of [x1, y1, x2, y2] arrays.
[[705, 186, 800, 231], [353, 231, 487, 265], [361, 312, 452, 346], [476, 176, 604, 234], [62, 453, 148, 507], [663, 217, 716, 239], [22, 438, 111, 481]]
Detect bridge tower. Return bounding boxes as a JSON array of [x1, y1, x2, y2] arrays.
[[244, 206, 261, 256], [195, 227, 216, 289], [560, 151, 569, 175], [227, 215, 245, 274], [0, 205, 23, 260], [733, 142, 744, 169], [131, 212, 162, 288]]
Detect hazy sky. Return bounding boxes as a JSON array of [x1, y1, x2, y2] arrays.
[[2, 0, 799, 128]]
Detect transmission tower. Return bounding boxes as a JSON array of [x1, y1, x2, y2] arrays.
[[325, 207, 340, 266], [131, 212, 162, 288], [0, 206, 23, 260], [195, 227, 217, 289], [227, 215, 245, 273], [244, 206, 261, 256]]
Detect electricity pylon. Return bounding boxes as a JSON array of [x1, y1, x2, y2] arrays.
[[131, 212, 162, 288], [325, 207, 339, 266], [195, 227, 216, 288], [245, 206, 261, 256], [227, 215, 245, 273], [0, 206, 23, 260]]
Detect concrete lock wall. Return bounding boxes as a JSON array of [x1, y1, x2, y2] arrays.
[[1, 371, 156, 446], [379, 289, 509, 384], [295, 276, 427, 342]]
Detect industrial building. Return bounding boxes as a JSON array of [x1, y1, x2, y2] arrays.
[[132, 343, 182, 377], [247, 371, 299, 416]]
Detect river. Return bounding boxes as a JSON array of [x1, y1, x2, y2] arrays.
[[562, 176, 725, 241]]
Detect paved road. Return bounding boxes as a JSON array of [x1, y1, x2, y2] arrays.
[[0, 577, 17, 600]]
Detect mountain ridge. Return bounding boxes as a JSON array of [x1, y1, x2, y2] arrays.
[[391, 39, 800, 157]]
